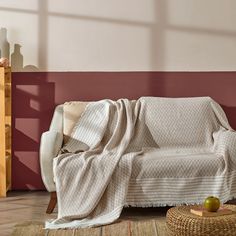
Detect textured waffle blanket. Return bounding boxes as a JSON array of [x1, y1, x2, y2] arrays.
[[46, 97, 236, 229]]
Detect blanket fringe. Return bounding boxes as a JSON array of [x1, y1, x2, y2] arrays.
[[124, 202, 198, 208], [124, 196, 236, 208]]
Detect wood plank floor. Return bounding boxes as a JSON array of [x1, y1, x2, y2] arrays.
[[0, 191, 235, 236], [0, 191, 56, 236], [0, 191, 169, 236]]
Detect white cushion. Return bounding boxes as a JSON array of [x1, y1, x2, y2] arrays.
[[63, 101, 89, 141]]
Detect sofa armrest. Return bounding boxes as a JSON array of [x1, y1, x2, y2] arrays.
[[40, 131, 63, 192], [213, 129, 236, 163]]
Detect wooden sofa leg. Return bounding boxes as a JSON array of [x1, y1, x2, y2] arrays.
[[46, 192, 57, 214]]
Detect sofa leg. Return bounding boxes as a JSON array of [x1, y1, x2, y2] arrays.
[[46, 192, 57, 214]]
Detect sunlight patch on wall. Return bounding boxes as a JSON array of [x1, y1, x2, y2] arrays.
[[167, 0, 236, 32], [15, 118, 40, 142], [165, 30, 236, 71], [48, 16, 152, 71]]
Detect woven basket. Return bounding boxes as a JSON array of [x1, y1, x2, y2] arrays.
[[166, 204, 236, 236]]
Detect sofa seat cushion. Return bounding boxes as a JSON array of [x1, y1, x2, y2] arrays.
[[126, 149, 227, 206], [131, 148, 225, 179]]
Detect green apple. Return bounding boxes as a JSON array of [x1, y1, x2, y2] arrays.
[[204, 196, 220, 212]]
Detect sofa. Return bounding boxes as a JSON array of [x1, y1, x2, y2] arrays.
[[40, 97, 236, 228]]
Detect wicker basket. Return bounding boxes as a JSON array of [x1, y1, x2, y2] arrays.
[[166, 204, 236, 236]]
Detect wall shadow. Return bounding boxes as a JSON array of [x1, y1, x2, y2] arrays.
[[12, 73, 55, 189], [13, 152, 45, 189]]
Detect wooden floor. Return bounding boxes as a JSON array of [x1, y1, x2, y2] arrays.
[[0, 191, 169, 236], [0, 191, 56, 236], [1, 191, 235, 236]]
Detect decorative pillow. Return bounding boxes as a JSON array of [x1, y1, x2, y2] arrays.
[[63, 101, 89, 142]]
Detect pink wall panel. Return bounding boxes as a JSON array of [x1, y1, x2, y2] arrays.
[[12, 72, 236, 189]]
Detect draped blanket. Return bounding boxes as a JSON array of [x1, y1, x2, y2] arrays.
[[46, 97, 236, 229]]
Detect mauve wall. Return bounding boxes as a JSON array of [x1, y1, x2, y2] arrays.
[[12, 72, 236, 190]]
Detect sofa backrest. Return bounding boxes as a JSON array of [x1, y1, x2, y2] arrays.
[[51, 97, 230, 149], [141, 97, 222, 148]]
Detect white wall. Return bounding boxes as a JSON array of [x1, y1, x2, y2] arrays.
[[0, 0, 236, 71]]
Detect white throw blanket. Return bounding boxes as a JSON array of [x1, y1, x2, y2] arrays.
[[46, 97, 236, 229]]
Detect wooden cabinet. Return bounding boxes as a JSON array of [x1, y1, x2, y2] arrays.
[[0, 67, 12, 197]]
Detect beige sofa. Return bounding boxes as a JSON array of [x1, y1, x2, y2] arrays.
[[40, 98, 236, 214]]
